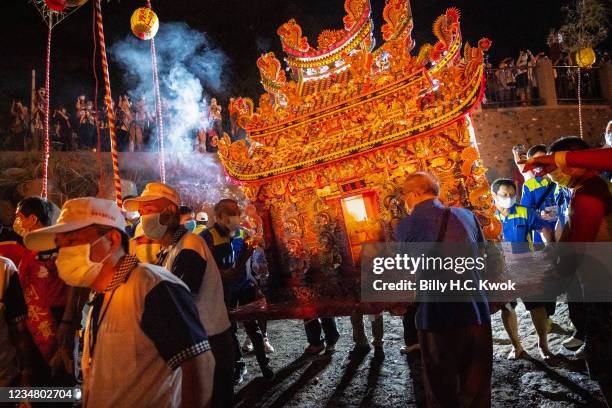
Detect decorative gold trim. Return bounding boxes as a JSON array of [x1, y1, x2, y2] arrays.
[[285, 20, 373, 69], [219, 65, 483, 181], [249, 31, 461, 138]]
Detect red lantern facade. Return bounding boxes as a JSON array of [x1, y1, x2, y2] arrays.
[[45, 0, 66, 12]]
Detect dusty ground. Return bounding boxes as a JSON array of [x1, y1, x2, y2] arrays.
[[234, 300, 605, 407]]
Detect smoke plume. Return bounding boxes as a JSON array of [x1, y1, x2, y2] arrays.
[[110, 22, 233, 204], [110, 21, 228, 155]]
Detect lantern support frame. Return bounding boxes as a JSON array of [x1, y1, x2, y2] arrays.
[[31, 0, 86, 29]]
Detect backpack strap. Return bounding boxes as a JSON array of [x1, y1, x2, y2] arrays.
[[535, 182, 556, 210], [436, 208, 451, 243]]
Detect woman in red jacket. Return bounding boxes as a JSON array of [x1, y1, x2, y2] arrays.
[[543, 138, 612, 406], [12, 197, 84, 386]]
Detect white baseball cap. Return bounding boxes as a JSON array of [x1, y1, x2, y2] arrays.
[[196, 212, 208, 222], [24, 197, 126, 252], [123, 182, 181, 212]]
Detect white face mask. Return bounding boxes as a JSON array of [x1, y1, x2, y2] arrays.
[[141, 213, 168, 240], [55, 236, 111, 287], [496, 196, 516, 209]]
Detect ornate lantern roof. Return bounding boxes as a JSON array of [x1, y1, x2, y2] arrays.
[[220, 0, 491, 182]]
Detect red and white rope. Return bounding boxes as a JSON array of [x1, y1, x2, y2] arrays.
[[92, 1, 104, 193], [95, 0, 122, 206]]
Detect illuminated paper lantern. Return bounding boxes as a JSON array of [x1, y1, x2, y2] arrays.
[[575, 47, 596, 68], [130, 7, 159, 40], [45, 0, 65, 12]]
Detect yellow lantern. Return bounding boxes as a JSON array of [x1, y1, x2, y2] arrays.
[[575, 47, 596, 68], [130, 7, 159, 40]]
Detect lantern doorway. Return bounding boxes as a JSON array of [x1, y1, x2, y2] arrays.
[[339, 191, 383, 265]]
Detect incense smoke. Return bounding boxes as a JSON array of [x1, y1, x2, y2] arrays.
[[110, 22, 232, 202], [111, 22, 227, 152]]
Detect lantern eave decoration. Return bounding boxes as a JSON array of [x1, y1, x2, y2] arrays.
[[131, 7, 159, 40]]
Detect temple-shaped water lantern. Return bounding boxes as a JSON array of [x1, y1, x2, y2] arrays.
[[218, 0, 500, 314]]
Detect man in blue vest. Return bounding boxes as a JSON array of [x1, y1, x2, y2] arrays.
[[520, 145, 558, 244], [200, 199, 274, 385], [492, 178, 556, 361], [230, 227, 275, 358], [553, 185, 572, 238]]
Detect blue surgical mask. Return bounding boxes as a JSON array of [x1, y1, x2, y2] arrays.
[[184, 220, 197, 232]]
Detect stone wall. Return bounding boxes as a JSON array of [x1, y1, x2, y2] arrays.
[[471, 105, 611, 181], [0, 151, 243, 225]]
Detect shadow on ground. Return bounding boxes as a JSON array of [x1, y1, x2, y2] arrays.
[[235, 302, 604, 407]]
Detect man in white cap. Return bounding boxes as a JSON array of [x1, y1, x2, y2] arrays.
[[24, 197, 214, 408], [129, 223, 161, 264], [124, 183, 234, 408], [194, 212, 208, 235]]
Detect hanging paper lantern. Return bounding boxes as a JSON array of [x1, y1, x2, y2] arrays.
[[130, 8, 159, 40], [65, 0, 88, 7], [575, 47, 596, 68], [45, 0, 65, 12]]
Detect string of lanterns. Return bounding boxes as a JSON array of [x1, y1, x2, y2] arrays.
[[34, 1, 163, 202], [130, 6, 166, 183], [572, 0, 595, 139]]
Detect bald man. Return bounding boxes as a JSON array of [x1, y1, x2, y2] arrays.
[[397, 172, 493, 408]]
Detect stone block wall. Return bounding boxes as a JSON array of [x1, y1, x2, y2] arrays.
[[0, 151, 242, 225]]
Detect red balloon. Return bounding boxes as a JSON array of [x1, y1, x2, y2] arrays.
[[45, 0, 66, 12]]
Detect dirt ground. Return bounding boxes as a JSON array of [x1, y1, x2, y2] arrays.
[[234, 301, 605, 407]]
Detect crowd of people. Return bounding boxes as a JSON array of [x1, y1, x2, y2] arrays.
[[0, 127, 611, 407], [484, 46, 609, 107], [484, 50, 543, 107], [3, 41, 609, 153], [1, 93, 225, 154]]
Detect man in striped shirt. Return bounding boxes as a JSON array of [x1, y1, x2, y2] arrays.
[[125, 183, 234, 407], [25, 197, 215, 407]]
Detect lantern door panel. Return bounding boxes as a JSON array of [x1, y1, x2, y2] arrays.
[[339, 191, 383, 265]]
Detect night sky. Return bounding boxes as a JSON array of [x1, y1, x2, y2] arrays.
[[0, 0, 592, 111]]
